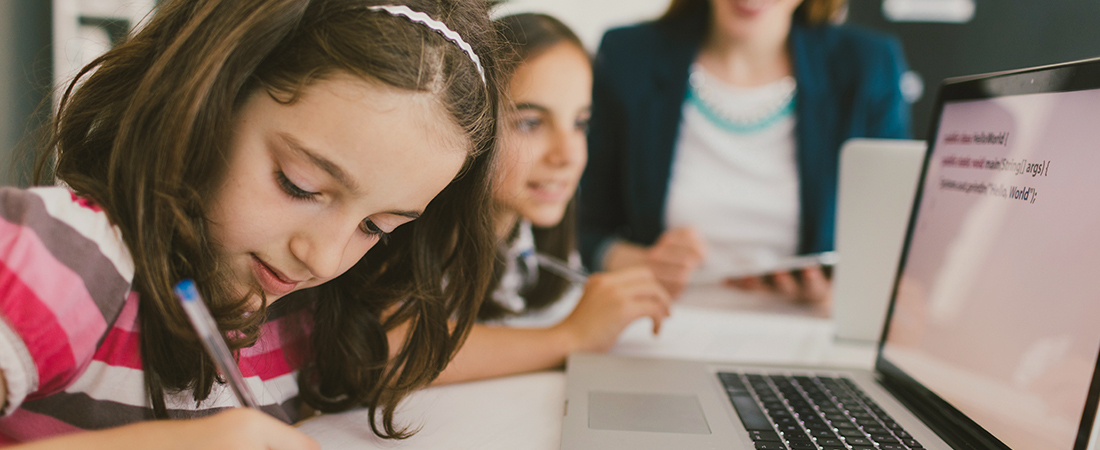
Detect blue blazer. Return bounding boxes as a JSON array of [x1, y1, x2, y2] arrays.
[[579, 10, 912, 270]]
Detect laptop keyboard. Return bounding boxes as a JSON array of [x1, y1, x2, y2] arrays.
[[718, 372, 924, 450]]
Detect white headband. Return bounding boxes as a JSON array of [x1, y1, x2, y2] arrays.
[[367, 5, 486, 84]]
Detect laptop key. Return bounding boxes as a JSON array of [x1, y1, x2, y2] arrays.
[[870, 433, 900, 443], [777, 425, 803, 435], [793, 407, 817, 417], [902, 438, 925, 448], [749, 430, 782, 442], [803, 422, 831, 432], [854, 417, 877, 426], [832, 421, 858, 430], [784, 435, 813, 445], [729, 394, 774, 431], [719, 372, 747, 390], [754, 442, 787, 450], [773, 416, 797, 425]]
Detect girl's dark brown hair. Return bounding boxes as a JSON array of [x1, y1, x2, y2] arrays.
[[662, 0, 848, 26], [478, 13, 586, 320], [36, 0, 500, 439]]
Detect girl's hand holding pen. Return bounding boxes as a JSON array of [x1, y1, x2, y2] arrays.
[[552, 266, 672, 353], [155, 281, 318, 450]]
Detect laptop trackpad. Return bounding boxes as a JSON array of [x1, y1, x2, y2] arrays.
[[588, 391, 711, 434]]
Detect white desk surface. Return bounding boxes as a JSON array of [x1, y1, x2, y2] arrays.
[[299, 284, 878, 449]]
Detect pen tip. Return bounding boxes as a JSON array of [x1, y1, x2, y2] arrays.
[[174, 279, 198, 302]]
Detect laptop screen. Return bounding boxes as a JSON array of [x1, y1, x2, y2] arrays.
[[880, 65, 1100, 449]]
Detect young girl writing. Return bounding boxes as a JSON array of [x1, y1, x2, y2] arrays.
[[431, 13, 672, 384], [0, 0, 500, 447]]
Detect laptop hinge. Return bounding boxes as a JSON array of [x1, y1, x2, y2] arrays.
[[876, 373, 1009, 450]]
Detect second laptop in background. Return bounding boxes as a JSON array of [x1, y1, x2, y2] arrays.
[[832, 138, 925, 343]]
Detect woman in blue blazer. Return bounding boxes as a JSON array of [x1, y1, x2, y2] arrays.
[[579, 0, 911, 300]]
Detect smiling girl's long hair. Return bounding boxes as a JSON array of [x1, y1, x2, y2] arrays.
[[478, 13, 587, 320], [36, 0, 500, 438]]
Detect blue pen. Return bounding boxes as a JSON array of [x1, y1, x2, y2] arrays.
[[174, 280, 259, 408]]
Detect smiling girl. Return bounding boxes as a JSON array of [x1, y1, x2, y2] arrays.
[[0, 0, 500, 447], [430, 13, 672, 385]]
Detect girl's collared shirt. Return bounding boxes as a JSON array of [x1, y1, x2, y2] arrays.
[[486, 220, 582, 329]]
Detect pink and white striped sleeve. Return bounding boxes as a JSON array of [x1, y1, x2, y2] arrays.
[[0, 187, 134, 414]]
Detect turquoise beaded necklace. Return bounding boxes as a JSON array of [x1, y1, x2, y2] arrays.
[[685, 68, 797, 134]]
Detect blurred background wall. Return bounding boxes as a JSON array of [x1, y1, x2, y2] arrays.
[[847, 0, 1100, 138], [0, 1, 52, 187], [3, 0, 1099, 187], [493, 0, 668, 52]]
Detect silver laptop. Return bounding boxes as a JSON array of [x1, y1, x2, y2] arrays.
[[562, 58, 1100, 450], [832, 138, 925, 343]]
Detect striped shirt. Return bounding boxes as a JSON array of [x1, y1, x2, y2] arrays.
[[0, 186, 310, 444]]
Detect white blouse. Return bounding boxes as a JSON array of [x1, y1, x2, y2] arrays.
[[664, 64, 801, 283]]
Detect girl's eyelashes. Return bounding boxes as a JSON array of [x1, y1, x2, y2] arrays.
[[360, 219, 391, 244], [512, 113, 589, 134], [575, 115, 591, 133], [277, 169, 392, 244], [513, 116, 543, 133], [275, 171, 319, 200]]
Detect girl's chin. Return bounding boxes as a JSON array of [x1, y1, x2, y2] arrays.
[[526, 211, 567, 229]]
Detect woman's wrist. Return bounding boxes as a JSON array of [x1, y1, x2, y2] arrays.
[[602, 241, 647, 271]]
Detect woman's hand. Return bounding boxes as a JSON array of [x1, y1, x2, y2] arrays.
[[725, 265, 832, 306], [554, 267, 673, 353], [19, 408, 319, 450], [604, 227, 707, 297]]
